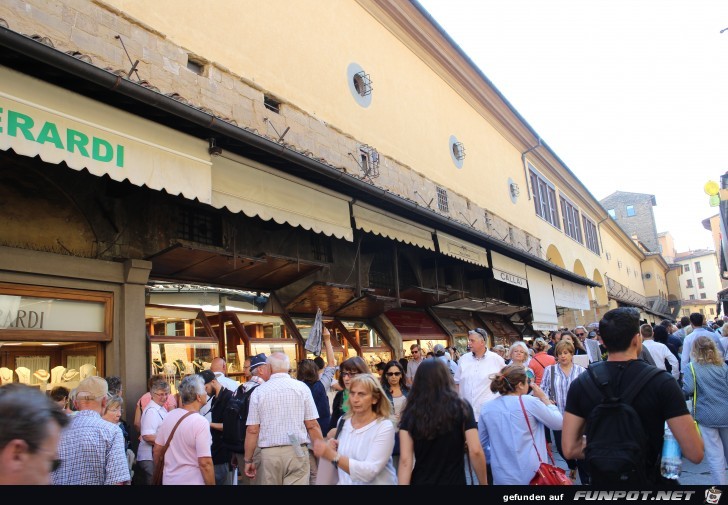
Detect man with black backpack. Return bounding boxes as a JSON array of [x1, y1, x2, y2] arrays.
[[226, 353, 269, 485], [562, 307, 703, 486]]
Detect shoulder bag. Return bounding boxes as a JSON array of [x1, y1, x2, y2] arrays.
[[314, 417, 346, 485], [151, 411, 194, 485], [519, 396, 572, 486], [688, 363, 701, 436]]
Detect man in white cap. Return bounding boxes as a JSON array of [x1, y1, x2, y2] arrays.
[[51, 376, 130, 485], [433, 343, 457, 376]]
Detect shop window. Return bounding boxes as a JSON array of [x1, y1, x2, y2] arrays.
[[146, 305, 219, 391]]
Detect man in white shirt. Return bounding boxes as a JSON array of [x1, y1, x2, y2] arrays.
[[454, 328, 505, 419], [405, 344, 424, 387], [640, 324, 678, 380], [243, 352, 322, 485], [137, 378, 170, 484], [681, 312, 726, 374], [210, 357, 240, 392]]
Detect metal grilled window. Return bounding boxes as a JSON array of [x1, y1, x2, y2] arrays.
[[436, 186, 449, 213], [310, 235, 333, 263], [176, 207, 222, 247]]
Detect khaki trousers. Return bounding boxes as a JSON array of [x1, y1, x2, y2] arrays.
[[258, 445, 310, 485]]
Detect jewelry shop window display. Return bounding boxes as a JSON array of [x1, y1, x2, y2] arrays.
[[0, 283, 111, 389], [146, 305, 219, 394], [341, 320, 393, 373], [231, 312, 301, 377]]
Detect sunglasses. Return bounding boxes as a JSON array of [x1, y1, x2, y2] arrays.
[[575, 332, 585, 337], [385, 371, 402, 377]]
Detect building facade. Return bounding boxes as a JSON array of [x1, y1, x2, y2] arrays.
[[0, 0, 667, 435]]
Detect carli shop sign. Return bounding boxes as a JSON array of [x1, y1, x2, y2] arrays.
[[0, 66, 212, 204]]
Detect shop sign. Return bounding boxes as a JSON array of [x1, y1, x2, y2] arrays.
[[492, 268, 528, 289], [0, 107, 125, 167], [0, 67, 212, 204], [0, 295, 105, 332]]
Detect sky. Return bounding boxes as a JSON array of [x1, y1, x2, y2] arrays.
[[418, 0, 728, 253]]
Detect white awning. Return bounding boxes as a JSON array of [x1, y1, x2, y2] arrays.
[[435, 231, 489, 267], [526, 266, 559, 331], [0, 66, 212, 203], [352, 203, 435, 250], [552, 275, 591, 310], [211, 154, 353, 241], [490, 251, 528, 290]]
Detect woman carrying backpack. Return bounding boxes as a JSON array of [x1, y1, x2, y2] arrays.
[[540, 340, 589, 483], [682, 336, 728, 484]]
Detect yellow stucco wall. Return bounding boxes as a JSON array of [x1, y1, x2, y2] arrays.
[[641, 257, 667, 298], [101, 0, 649, 293], [600, 227, 645, 294]]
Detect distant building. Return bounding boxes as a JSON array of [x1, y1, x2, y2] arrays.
[[674, 250, 721, 316], [600, 192, 660, 253]]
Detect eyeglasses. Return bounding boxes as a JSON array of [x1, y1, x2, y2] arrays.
[[411, 350, 420, 354], [341, 371, 360, 378], [153, 392, 169, 398], [106, 408, 122, 413], [385, 372, 402, 377]]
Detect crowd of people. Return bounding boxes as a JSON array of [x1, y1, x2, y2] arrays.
[[1, 309, 726, 486]]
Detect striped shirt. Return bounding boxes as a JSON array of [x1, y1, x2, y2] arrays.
[[540, 363, 586, 415], [51, 410, 130, 485], [246, 372, 319, 447]]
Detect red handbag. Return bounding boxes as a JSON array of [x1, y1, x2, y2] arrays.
[[519, 397, 573, 486]]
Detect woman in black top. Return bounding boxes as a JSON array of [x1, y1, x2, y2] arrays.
[[397, 359, 487, 485]]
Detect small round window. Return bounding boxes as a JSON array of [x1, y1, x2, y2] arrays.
[[449, 135, 465, 169], [347, 63, 372, 108]]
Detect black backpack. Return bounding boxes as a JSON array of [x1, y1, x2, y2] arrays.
[[222, 383, 259, 453], [581, 361, 662, 484]]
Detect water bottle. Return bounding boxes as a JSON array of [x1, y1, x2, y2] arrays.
[[660, 422, 681, 480], [288, 432, 305, 457]]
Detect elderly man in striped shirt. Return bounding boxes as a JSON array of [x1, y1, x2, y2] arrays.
[[242, 352, 323, 484]]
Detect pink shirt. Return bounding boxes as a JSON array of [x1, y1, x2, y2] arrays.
[[154, 409, 211, 485]]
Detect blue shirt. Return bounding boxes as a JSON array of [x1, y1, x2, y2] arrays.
[[51, 410, 130, 485], [478, 395, 563, 485], [682, 362, 728, 427]]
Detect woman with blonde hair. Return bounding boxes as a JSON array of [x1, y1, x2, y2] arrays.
[[682, 336, 728, 484], [505, 341, 531, 368], [479, 364, 561, 484], [540, 339, 588, 483], [314, 374, 397, 484]]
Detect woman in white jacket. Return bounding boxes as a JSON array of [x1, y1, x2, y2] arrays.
[[314, 374, 397, 484]]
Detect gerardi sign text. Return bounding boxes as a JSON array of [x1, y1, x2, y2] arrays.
[[0, 107, 125, 167]]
